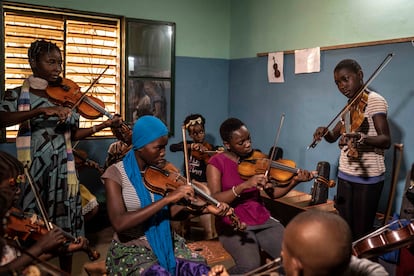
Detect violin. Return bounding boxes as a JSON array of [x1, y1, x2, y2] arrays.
[[344, 91, 369, 133], [111, 123, 132, 145], [191, 142, 224, 163], [238, 150, 301, 185], [337, 91, 369, 158], [73, 149, 104, 174], [46, 78, 107, 120], [352, 220, 414, 259], [4, 207, 100, 261], [143, 162, 246, 231]]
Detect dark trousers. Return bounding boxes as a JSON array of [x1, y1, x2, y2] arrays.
[[335, 178, 384, 241]]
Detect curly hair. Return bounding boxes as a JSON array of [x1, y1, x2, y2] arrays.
[[219, 118, 245, 143]]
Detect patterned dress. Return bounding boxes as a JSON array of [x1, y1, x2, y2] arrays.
[[0, 87, 84, 237]]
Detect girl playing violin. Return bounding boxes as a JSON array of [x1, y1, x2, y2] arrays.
[[102, 115, 232, 275], [0, 39, 122, 272], [0, 151, 87, 275], [312, 59, 391, 240], [170, 114, 223, 239], [207, 118, 314, 274]]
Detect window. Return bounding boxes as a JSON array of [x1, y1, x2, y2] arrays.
[[126, 19, 175, 134], [2, 2, 121, 139]]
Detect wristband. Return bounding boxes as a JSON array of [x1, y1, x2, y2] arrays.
[[232, 186, 240, 197]]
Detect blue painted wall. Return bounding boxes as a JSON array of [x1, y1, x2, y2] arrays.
[[1, 0, 413, 216], [228, 42, 414, 212]]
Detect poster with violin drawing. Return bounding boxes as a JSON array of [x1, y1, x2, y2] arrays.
[[268, 52, 284, 83]]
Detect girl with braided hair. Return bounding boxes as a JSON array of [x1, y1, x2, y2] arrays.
[[0, 39, 122, 272]]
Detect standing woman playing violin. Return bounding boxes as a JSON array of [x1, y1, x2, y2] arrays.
[[313, 59, 391, 240], [0, 39, 122, 272], [102, 115, 231, 275], [207, 118, 314, 274]]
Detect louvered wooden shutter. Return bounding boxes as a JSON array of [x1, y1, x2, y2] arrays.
[[3, 6, 120, 138]]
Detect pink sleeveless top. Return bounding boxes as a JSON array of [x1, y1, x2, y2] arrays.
[[209, 153, 270, 228]]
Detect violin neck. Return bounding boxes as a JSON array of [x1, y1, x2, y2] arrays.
[[190, 182, 220, 206], [83, 96, 113, 119], [270, 161, 298, 174]]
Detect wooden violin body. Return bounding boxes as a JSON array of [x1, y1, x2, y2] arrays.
[[143, 162, 246, 231], [347, 91, 368, 132], [338, 91, 369, 158], [238, 150, 298, 184], [46, 78, 106, 120], [352, 221, 414, 259], [4, 207, 100, 261]]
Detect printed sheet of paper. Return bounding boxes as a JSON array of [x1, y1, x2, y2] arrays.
[[294, 47, 320, 74], [268, 52, 284, 83]]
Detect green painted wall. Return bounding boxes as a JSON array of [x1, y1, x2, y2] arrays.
[[230, 0, 414, 58], [8, 0, 414, 58], [7, 0, 231, 58]]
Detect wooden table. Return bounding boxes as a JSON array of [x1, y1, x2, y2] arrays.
[[261, 189, 337, 226]]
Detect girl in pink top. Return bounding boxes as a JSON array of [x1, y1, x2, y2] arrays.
[[207, 118, 314, 274]]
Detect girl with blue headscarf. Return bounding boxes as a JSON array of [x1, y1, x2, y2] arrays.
[[102, 116, 231, 275]]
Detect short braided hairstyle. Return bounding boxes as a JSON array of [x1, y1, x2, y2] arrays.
[[28, 39, 60, 63]]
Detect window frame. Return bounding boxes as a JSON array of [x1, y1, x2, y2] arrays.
[[125, 18, 176, 135]]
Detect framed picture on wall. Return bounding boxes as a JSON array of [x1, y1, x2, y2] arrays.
[[126, 18, 175, 133]]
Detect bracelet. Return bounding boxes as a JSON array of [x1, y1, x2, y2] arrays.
[[232, 186, 240, 197], [92, 125, 97, 133]]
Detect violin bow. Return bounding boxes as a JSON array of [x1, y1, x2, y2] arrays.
[[70, 64, 110, 112], [181, 125, 191, 185], [23, 166, 53, 231], [264, 113, 285, 179], [307, 53, 394, 150]]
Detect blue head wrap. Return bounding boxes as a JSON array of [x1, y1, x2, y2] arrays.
[[124, 116, 175, 273], [132, 115, 168, 149]]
